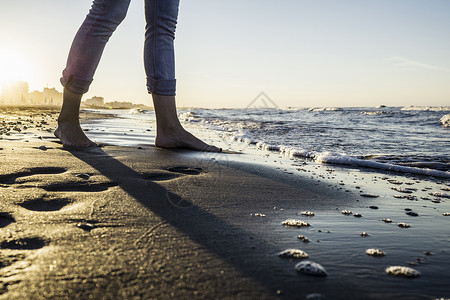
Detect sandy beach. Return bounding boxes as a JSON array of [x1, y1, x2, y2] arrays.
[[1, 107, 449, 299]]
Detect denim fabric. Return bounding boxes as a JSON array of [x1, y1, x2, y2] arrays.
[[60, 0, 179, 96]]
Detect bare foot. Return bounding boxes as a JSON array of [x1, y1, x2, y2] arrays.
[[55, 88, 96, 148], [152, 94, 221, 152], [54, 120, 97, 148], [155, 127, 221, 152]]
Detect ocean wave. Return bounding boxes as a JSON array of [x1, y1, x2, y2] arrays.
[[440, 114, 450, 127], [361, 111, 394, 116], [401, 106, 450, 112], [236, 139, 450, 178], [181, 107, 449, 177], [308, 107, 342, 112], [280, 147, 450, 178]]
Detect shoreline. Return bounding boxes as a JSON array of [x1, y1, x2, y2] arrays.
[[0, 107, 449, 299]]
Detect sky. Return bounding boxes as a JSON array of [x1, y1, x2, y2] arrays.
[[0, 0, 449, 108]]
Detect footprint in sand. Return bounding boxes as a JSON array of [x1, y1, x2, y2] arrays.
[[0, 212, 15, 228], [166, 166, 203, 176], [18, 196, 72, 212], [0, 167, 117, 193], [0, 167, 66, 185], [0, 237, 49, 250], [144, 166, 203, 182], [144, 171, 183, 182], [41, 181, 117, 192]]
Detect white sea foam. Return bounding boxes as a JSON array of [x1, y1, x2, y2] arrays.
[[308, 107, 342, 112], [401, 106, 450, 112], [440, 114, 450, 127], [260, 142, 450, 178]]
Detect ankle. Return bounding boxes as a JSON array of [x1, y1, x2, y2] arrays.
[[156, 122, 184, 135], [57, 114, 80, 125]]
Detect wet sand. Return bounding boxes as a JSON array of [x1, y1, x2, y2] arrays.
[[0, 107, 449, 299]]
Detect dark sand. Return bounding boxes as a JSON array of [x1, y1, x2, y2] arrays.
[[1, 107, 449, 299]]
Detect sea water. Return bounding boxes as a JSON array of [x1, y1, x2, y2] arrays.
[[83, 106, 450, 178]]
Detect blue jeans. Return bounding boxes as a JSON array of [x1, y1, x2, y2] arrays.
[[60, 0, 179, 96]]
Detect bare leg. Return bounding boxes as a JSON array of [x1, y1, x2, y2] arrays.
[[54, 88, 96, 147], [153, 94, 221, 152]]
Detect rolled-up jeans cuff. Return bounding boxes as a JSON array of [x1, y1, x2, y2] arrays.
[[60, 69, 93, 94], [147, 79, 176, 96]]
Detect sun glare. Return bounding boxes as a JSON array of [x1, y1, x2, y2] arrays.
[[0, 48, 32, 94]]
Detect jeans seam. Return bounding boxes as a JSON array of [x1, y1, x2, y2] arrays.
[[152, 0, 158, 86], [69, 0, 105, 83]]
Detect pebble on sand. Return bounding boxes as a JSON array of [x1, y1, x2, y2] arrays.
[[406, 211, 419, 217], [282, 219, 311, 227], [278, 249, 309, 259], [77, 222, 96, 231], [297, 235, 311, 243], [295, 260, 328, 277], [385, 266, 420, 278], [397, 222, 411, 228], [366, 248, 386, 257]]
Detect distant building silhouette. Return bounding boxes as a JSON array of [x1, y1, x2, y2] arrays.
[[1, 80, 148, 109], [43, 87, 63, 105], [0, 81, 62, 106], [85, 96, 105, 107], [1, 81, 29, 104]]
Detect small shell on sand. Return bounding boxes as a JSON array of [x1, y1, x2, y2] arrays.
[[382, 218, 393, 223], [75, 173, 91, 180], [295, 260, 328, 277], [282, 219, 311, 227], [297, 235, 311, 243], [306, 293, 326, 300], [429, 192, 450, 198], [397, 222, 411, 228], [278, 249, 309, 259], [361, 193, 379, 198], [387, 179, 403, 185], [251, 213, 266, 217], [366, 248, 386, 257], [385, 266, 420, 278], [301, 211, 315, 217], [341, 210, 352, 215], [392, 187, 416, 194], [442, 212, 450, 216], [360, 232, 370, 237]]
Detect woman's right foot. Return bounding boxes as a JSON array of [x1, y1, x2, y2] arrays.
[[55, 88, 96, 148]]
